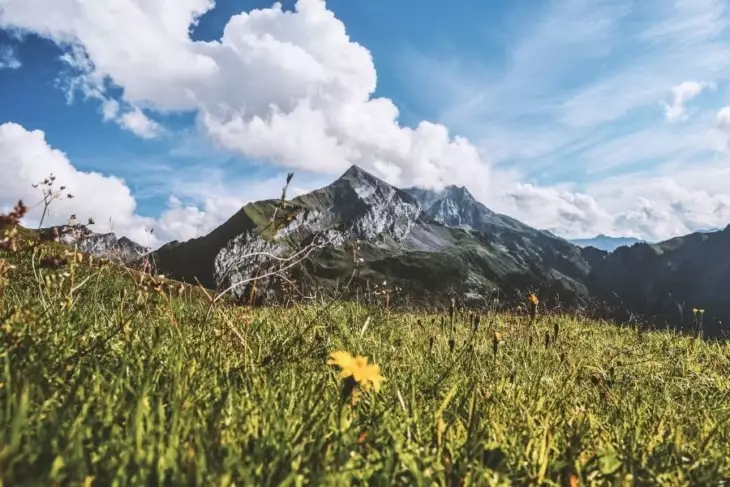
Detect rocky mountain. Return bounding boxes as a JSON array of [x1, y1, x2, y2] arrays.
[[404, 185, 546, 236], [150, 165, 592, 307], [570, 234, 644, 252], [43, 223, 149, 265]]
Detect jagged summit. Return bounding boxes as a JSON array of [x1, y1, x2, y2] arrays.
[[337, 164, 378, 186], [442, 185, 476, 202], [44, 223, 149, 264], [295, 164, 421, 243], [336, 164, 391, 189], [404, 185, 474, 210], [339, 163, 377, 180], [404, 184, 541, 236], [333, 164, 420, 206]]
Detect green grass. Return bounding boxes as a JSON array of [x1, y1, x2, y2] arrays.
[[1, 239, 730, 486]]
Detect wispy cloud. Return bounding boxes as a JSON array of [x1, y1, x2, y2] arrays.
[[396, 0, 730, 239], [0, 44, 20, 69], [403, 0, 730, 162], [663, 81, 715, 121], [118, 108, 164, 140]]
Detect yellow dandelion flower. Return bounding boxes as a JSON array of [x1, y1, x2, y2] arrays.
[[328, 350, 356, 376], [328, 351, 385, 393], [528, 294, 539, 306]]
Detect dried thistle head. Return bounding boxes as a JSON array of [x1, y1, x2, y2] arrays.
[[0, 201, 29, 252], [528, 293, 539, 321], [492, 331, 502, 357]]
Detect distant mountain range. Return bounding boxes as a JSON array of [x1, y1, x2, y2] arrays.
[[569, 234, 644, 252], [49, 165, 730, 337], [41, 223, 149, 264], [570, 228, 723, 252]]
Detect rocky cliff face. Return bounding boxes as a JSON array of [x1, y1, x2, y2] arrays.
[[294, 165, 423, 243], [404, 185, 550, 236], [45, 224, 149, 264]]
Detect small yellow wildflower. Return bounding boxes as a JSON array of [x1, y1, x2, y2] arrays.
[[328, 351, 385, 393], [527, 294, 539, 322]]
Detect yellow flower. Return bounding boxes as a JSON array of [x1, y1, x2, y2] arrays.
[[528, 294, 539, 306], [328, 351, 385, 393]]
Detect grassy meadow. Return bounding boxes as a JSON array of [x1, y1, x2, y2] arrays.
[[1, 219, 730, 485]]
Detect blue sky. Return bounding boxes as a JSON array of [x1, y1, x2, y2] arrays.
[[1, 0, 730, 245]]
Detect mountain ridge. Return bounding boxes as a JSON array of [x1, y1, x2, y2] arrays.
[[150, 165, 593, 308], [403, 184, 547, 237], [52, 164, 730, 337]]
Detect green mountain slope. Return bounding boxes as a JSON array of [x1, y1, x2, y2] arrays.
[[584, 227, 730, 336]]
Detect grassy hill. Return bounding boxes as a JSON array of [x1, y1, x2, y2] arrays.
[[1, 226, 730, 485]]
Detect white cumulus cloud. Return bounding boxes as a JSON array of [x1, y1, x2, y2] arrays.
[[0, 0, 490, 191], [2, 0, 730, 244], [118, 107, 164, 139], [0, 122, 156, 245], [0, 122, 291, 247]]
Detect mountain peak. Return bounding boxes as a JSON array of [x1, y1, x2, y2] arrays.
[[334, 164, 410, 200], [402, 185, 475, 212], [443, 185, 476, 203], [339, 164, 380, 182]]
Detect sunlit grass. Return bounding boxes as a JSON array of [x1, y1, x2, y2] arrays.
[[1, 224, 729, 485]]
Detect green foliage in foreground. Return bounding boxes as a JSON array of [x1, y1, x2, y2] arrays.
[[1, 246, 730, 486]]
